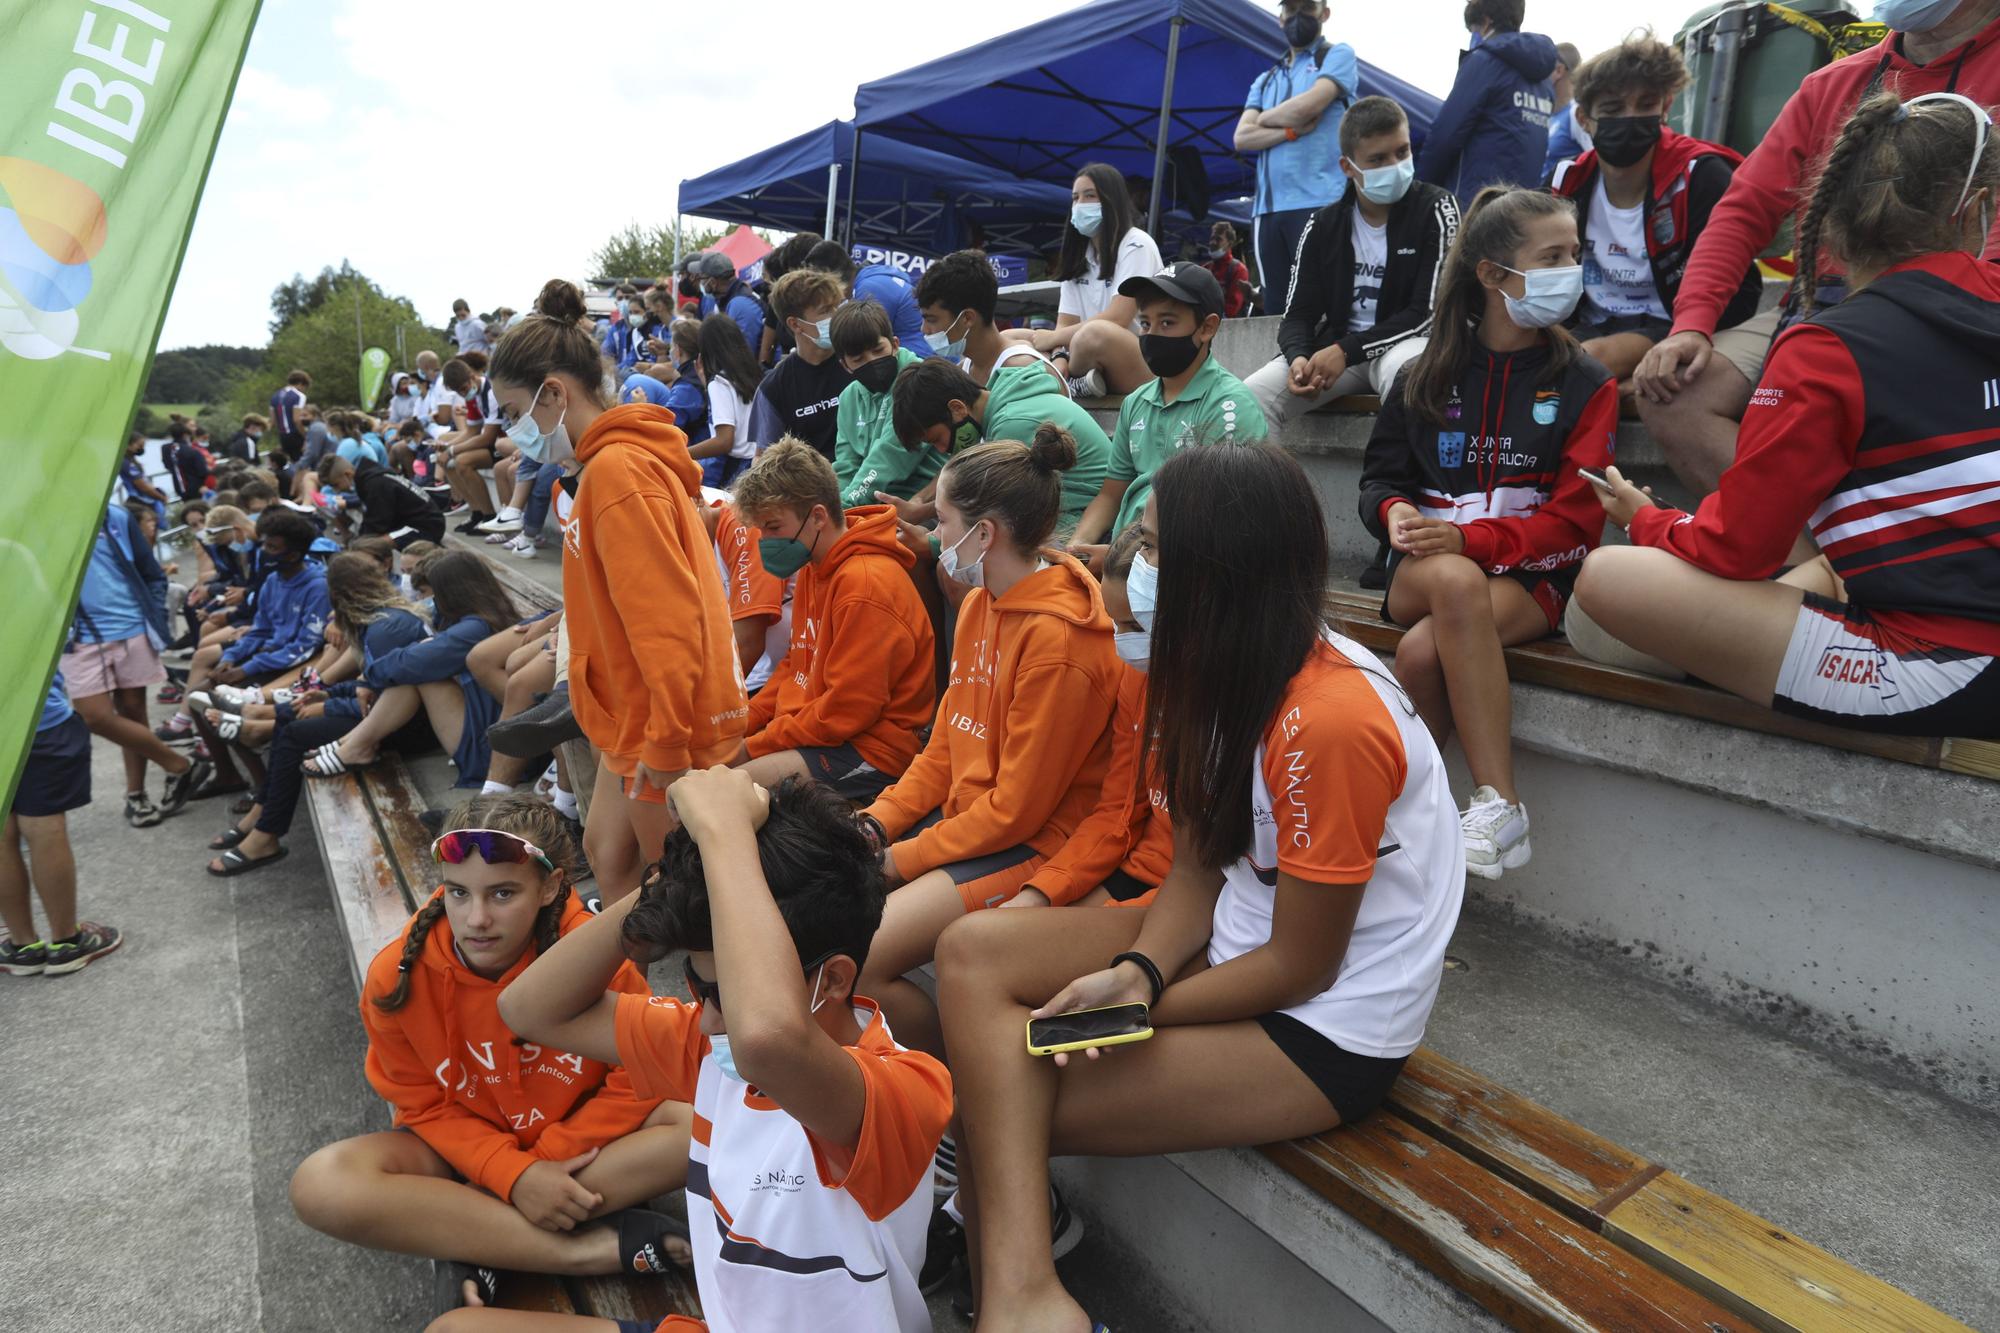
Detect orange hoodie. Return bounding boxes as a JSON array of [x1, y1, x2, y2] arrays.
[[1025, 664, 1173, 907], [563, 403, 748, 774], [866, 551, 1120, 881], [360, 890, 662, 1201], [745, 506, 937, 775]]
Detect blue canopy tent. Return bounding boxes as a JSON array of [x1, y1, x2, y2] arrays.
[[678, 120, 1076, 260], [849, 0, 1441, 241]]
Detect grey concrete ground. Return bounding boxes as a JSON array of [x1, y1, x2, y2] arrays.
[[1426, 901, 2000, 1329]]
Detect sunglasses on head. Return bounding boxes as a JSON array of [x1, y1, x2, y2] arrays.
[[684, 948, 844, 1013], [431, 828, 555, 872]]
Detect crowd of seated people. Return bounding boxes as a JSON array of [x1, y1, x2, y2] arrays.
[[32, 11, 1991, 1325]]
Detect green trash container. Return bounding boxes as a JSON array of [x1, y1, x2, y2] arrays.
[[1671, 2, 1880, 258]]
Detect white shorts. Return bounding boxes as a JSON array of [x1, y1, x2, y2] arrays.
[[1773, 595, 1999, 737]]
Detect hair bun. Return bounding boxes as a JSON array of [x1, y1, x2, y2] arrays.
[[534, 279, 587, 324], [1028, 422, 1078, 474]]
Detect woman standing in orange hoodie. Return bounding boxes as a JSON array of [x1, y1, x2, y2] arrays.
[[489, 282, 749, 902], [856, 425, 1123, 1057], [289, 794, 691, 1313]]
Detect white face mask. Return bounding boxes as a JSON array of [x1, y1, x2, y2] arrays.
[[1113, 629, 1151, 672], [1499, 264, 1585, 329], [939, 522, 989, 588], [1352, 157, 1415, 206], [708, 963, 828, 1083], [1126, 550, 1158, 633]]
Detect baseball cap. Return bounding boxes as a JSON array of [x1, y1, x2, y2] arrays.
[[1117, 261, 1224, 321], [689, 251, 736, 280]]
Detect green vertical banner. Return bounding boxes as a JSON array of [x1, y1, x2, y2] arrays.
[[0, 0, 264, 807], [360, 345, 389, 409]]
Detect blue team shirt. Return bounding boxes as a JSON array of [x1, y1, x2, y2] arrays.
[[852, 264, 938, 359], [39, 675, 73, 732], [73, 513, 148, 644], [1245, 40, 1359, 216]]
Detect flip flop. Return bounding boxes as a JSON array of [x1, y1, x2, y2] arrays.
[[207, 845, 288, 877], [614, 1207, 695, 1274], [208, 826, 249, 850], [430, 1259, 499, 1315]]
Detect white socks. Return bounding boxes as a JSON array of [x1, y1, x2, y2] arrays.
[[480, 779, 511, 795], [551, 787, 579, 820]]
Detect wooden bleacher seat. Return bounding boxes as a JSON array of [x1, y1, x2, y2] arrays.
[[1323, 586, 1998, 781], [306, 753, 699, 1323]]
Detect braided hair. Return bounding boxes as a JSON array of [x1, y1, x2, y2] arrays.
[[371, 793, 584, 1013], [1791, 91, 2000, 316]]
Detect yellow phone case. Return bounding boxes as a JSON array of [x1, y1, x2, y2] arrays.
[[1024, 1006, 1156, 1057]]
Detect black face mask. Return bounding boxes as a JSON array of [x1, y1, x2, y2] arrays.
[[1139, 332, 1204, 379], [1281, 12, 1321, 48], [854, 355, 900, 395], [1592, 115, 1662, 169]]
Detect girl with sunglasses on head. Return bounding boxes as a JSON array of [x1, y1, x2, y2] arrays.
[[290, 793, 692, 1315], [1576, 91, 2000, 740]]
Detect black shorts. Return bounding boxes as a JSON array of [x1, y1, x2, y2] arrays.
[[1255, 1012, 1408, 1125], [1101, 868, 1156, 902], [13, 714, 92, 818], [1572, 312, 1671, 344], [799, 742, 895, 802], [1384, 549, 1576, 632]]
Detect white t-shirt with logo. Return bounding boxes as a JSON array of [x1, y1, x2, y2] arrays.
[[1349, 216, 1388, 335], [1581, 180, 1667, 322], [1058, 228, 1163, 330]]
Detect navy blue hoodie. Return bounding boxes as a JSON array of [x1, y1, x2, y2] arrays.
[[1415, 32, 1557, 205]]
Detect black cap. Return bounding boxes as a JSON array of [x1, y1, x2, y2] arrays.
[[1118, 261, 1224, 321]]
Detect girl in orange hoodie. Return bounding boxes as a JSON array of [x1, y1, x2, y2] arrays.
[[1012, 523, 1174, 912], [490, 281, 748, 902], [728, 438, 938, 801], [289, 794, 691, 1311], [856, 425, 1123, 1056]]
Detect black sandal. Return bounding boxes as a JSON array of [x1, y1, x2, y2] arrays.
[[206, 846, 288, 877], [615, 1207, 694, 1274], [431, 1259, 499, 1315], [208, 827, 249, 850]]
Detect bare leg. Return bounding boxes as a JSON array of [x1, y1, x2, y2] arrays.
[[415, 679, 468, 757], [486, 655, 558, 787], [1573, 546, 1807, 705], [205, 710, 277, 747], [0, 813, 36, 942], [1636, 354, 1752, 497], [426, 1309, 619, 1333], [1580, 332, 1656, 386], [1390, 619, 1453, 750], [937, 909, 1338, 1332], [71, 691, 189, 790], [111, 686, 154, 793], [855, 871, 969, 1059], [583, 765, 674, 904], [1065, 321, 1153, 395], [467, 631, 520, 701], [13, 814, 76, 941], [306, 685, 422, 773], [1386, 556, 1549, 802]]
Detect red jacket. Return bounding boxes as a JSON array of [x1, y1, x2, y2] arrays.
[[1671, 17, 2000, 338], [1549, 127, 1762, 333], [1205, 254, 1253, 319]]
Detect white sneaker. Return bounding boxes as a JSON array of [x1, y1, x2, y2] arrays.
[[504, 534, 537, 559], [483, 508, 524, 533], [213, 683, 264, 709], [1461, 786, 1530, 880]]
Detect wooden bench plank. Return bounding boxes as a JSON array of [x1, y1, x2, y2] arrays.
[[1262, 1117, 1754, 1333], [306, 772, 419, 991], [1321, 589, 1973, 775], [498, 1271, 580, 1313], [1387, 1049, 1656, 1225], [359, 753, 442, 888], [1601, 1171, 1973, 1333], [570, 1271, 701, 1323]]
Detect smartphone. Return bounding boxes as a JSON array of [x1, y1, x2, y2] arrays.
[[1577, 467, 1617, 493], [1026, 1002, 1154, 1057]]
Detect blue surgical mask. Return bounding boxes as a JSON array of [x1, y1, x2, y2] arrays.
[[796, 316, 833, 352], [1114, 629, 1151, 673], [1070, 201, 1104, 237], [709, 1033, 742, 1082], [1872, 0, 1964, 31], [231, 539, 254, 555], [1126, 550, 1158, 633], [1500, 265, 1585, 329], [1355, 157, 1415, 206], [939, 523, 988, 588], [926, 312, 970, 362], [506, 384, 572, 464]]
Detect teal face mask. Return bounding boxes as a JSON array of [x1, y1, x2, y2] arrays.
[[948, 416, 980, 454], [757, 513, 821, 578]]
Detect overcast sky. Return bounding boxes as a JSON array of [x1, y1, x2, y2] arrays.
[[159, 0, 1701, 349]]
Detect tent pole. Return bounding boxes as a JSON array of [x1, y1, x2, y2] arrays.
[[673, 216, 683, 269], [843, 129, 865, 247], [1146, 17, 1185, 239], [825, 162, 841, 238]]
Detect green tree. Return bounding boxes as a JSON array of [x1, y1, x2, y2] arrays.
[[228, 270, 448, 420], [268, 260, 377, 337], [590, 218, 774, 283]]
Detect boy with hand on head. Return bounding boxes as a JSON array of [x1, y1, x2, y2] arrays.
[[830, 300, 936, 512], [1245, 96, 1462, 430], [1068, 262, 1269, 564], [728, 439, 937, 804], [481, 769, 951, 1333], [1546, 32, 1762, 392], [889, 359, 1112, 525]]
